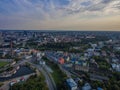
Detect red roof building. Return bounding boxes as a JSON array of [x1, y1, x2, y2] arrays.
[[58, 57, 64, 64]]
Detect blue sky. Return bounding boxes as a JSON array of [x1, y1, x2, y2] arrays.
[[0, 0, 120, 30]]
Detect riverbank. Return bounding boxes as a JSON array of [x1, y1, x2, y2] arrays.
[[10, 74, 48, 90], [0, 66, 20, 78], [42, 56, 68, 90], [0, 66, 34, 82]]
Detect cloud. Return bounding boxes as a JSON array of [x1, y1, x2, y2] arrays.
[[58, 0, 120, 15], [0, 0, 120, 18], [0, 0, 120, 30]]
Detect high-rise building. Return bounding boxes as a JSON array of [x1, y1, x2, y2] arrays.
[[0, 32, 3, 45], [10, 40, 13, 57]]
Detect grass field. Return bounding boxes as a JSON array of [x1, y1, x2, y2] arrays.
[[0, 61, 8, 67], [42, 56, 68, 90]]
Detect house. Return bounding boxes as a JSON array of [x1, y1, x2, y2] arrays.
[[14, 48, 32, 56], [90, 74, 109, 82], [74, 60, 89, 72], [91, 44, 97, 49], [101, 51, 107, 56], [94, 52, 100, 56], [94, 47, 101, 52], [97, 87, 103, 90], [64, 56, 70, 62], [87, 48, 94, 52], [114, 46, 120, 51], [79, 56, 87, 61], [82, 83, 92, 90], [74, 78, 83, 84], [98, 41, 104, 48], [64, 63, 73, 68], [0, 50, 4, 56], [86, 48, 94, 57], [112, 58, 119, 63], [66, 78, 77, 90], [25, 55, 32, 59], [112, 63, 120, 72], [74, 65, 89, 72], [58, 57, 64, 64], [39, 61, 46, 65], [71, 58, 77, 64]]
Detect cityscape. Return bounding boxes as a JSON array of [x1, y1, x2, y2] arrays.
[[0, 0, 120, 90], [0, 30, 120, 90]]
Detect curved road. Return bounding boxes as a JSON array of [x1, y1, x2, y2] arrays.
[[0, 58, 56, 90], [27, 62, 57, 90]]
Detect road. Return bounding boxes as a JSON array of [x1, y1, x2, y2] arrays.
[[15, 57, 57, 90], [17, 58, 57, 90], [0, 57, 56, 90], [58, 64, 71, 78], [26, 61, 57, 90], [37, 65, 56, 90], [0, 73, 35, 90]]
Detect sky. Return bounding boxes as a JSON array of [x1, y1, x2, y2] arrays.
[[0, 0, 120, 31]]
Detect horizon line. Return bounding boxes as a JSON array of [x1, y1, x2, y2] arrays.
[[0, 29, 120, 32]]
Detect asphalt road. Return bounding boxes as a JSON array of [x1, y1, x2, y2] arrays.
[[27, 61, 57, 90], [1, 57, 56, 90]]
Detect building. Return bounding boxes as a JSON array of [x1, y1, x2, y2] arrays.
[[98, 41, 104, 48], [25, 55, 32, 59], [58, 57, 64, 64], [90, 43, 97, 49], [74, 61, 89, 72], [14, 48, 32, 56], [74, 65, 89, 72], [66, 78, 77, 90], [82, 83, 92, 90], [39, 61, 46, 65], [0, 34, 3, 45], [114, 46, 120, 51], [112, 63, 120, 72], [97, 87, 103, 90], [64, 56, 70, 62]]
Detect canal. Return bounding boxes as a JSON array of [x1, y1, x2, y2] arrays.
[[0, 66, 34, 81]]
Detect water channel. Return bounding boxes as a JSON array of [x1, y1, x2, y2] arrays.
[[0, 66, 34, 81]]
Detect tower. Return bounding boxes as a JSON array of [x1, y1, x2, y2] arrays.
[[10, 40, 13, 57], [0, 32, 3, 45]]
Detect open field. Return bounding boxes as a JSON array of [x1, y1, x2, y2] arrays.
[[0, 61, 8, 67], [42, 56, 68, 90]]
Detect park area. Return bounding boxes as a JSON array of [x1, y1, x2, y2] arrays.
[[0, 61, 8, 67], [42, 56, 68, 90]]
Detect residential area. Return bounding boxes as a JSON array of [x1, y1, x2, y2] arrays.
[[0, 30, 120, 90]]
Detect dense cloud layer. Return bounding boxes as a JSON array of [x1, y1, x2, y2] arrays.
[[0, 0, 120, 30]]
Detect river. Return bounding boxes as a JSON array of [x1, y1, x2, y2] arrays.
[[0, 66, 34, 81]]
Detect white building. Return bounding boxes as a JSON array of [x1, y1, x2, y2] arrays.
[[112, 63, 120, 72], [82, 83, 92, 90], [66, 78, 77, 90]]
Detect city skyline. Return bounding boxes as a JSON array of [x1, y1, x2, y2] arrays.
[[0, 0, 120, 31]]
